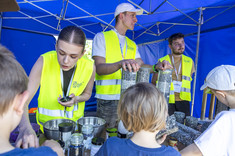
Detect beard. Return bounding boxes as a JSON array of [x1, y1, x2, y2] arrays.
[[172, 49, 184, 55]]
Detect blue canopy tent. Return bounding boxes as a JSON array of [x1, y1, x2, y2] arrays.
[[0, 0, 235, 118]]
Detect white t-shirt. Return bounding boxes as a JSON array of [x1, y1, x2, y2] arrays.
[[194, 109, 235, 156], [92, 28, 141, 59]]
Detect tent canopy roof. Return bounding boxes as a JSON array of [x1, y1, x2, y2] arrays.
[[2, 0, 235, 44]]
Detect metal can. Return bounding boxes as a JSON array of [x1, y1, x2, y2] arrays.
[[168, 136, 178, 147]]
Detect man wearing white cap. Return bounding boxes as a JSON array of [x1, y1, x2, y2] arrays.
[[92, 3, 171, 128], [181, 65, 235, 156]]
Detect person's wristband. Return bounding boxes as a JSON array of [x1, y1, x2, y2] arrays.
[[153, 64, 159, 73]]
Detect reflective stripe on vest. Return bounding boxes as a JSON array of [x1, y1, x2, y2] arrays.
[[96, 79, 121, 86], [37, 51, 93, 131], [95, 30, 136, 100], [158, 54, 193, 103], [39, 105, 79, 119]]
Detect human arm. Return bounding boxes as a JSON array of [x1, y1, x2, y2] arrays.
[[150, 60, 173, 85], [180, 143, 203, 156], [58, 64, 96, 107], [93, 56, 142, 75], [42, 140, 64, 156], [142, 60, 173, 74], [16, 56, 43, 148]]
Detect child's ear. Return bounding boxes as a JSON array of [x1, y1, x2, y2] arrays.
[[14, 91, 29, 115], [215, 90, 226, 98]]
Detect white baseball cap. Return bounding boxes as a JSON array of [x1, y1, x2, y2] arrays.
[[200, 65, 235, 91], [114, 3, 143, 17]]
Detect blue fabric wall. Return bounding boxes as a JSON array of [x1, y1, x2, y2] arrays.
[[138, 26, 235, 118]]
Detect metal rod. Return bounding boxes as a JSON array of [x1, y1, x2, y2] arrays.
[[159, 10, 198, 36], [18, 0, 56, 4], [209, 94, 216, 120], [19, 11, 58, 31], [127, 0, 149, 14], [204, 5, 234, 9], [0, 13, 2, 42], [65, 12, 114, 20], [135, 23, 158, 35], [139, 0, 145, 6], [134, 23, 157, 40], [80, 22, 100, 27], [3, 14, 53, 19], [137, 10, 198, 43], [158, 22, 197, 26], [151, 7, 201, 15], [2, 26, 58, 36], [69, 1, 114, 29], [103, 17, 115, 32], [62, 0, 69, 19], [151, 0, 166, 14], [67, 20, 96, 35], [57, 0, 65, 30], [191, 7, 203, 116], [201, 89, 208, 120], [25, 0, 60, 19], [166, 1, 199, 24], [149, 0, 152, 13], [204, 5, 235, 24]]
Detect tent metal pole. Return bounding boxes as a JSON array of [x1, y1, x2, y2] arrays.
[[0, 12, 2, 42], [127, 0, 149, 14], [158, 10, 198, 36], [18, 11, 58, 31], [25, 0, 60, 19], [135, 23, 157, 40], [204, 5, 235, 24], [69, 1, 114, 29], [151, 0, 166, 14], [18, 0, 56, 4], [66, 20, 96, 35], [136, 23, 158, 35], [103, 17, 115, 32], [158, 22, 197, 26], [191, 7, 203, 116], [62, 0, 69, 19], [66, 12, 114, 20], [2, 26, 57, 36], [166, 1, 198, 24]]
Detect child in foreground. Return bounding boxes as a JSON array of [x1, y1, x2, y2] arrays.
[[180, 65, 235, 156], [0, 45, 63, 156], [96, 82, 181, 156]]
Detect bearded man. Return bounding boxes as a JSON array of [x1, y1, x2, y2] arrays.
[[152, 33, 195, 116]]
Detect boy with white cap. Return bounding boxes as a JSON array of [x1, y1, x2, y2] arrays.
[[92, 3, 171, 128], [180, 65, 235, 156]]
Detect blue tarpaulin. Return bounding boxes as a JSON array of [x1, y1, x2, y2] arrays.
[[1, 0, 235, 117]]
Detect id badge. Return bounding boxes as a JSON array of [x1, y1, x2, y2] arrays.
[[173, 81, 182, 93]]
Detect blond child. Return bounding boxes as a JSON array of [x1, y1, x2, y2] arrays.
[[180, 65, 235, 156], [95, 82, 180, 156], [0, 45, 63, 156]]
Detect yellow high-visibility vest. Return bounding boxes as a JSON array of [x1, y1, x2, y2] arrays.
[[37, 51, 94, 131], [95, 30, 136, 100], [158, 54, 193, 103]]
